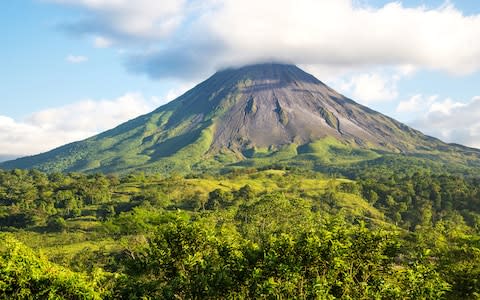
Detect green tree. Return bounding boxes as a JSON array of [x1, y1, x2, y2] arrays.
[[205, 188, 234, 210], [47, 216, 67, 232], [0, 234, 103, 299]]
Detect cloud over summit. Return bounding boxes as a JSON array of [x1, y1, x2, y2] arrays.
[[52, 0, 480, 80]]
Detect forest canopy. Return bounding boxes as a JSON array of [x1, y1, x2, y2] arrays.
[[0, 167, 479, 299]]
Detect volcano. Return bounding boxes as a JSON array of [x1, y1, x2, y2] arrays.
[[2, 63, 480, 174]]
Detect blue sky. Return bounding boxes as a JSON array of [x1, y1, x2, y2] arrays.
[[1, 1, 174, 117], [1, 0, 480, 159]]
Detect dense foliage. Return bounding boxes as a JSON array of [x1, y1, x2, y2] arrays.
[[0, 234, 106, 299], [0, 168, 479, 299]]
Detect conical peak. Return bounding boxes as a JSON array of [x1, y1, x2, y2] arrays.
[[3, 62, 470, 175], [215, 63, 322, 86]]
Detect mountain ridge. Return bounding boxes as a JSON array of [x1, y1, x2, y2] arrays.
[[2, 63, 480, 174]]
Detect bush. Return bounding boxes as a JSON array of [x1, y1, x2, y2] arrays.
[[0, 234, 103, 299], [47, 216, 67, 232]]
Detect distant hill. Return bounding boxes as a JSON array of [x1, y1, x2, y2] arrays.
[[0, 155, 18, 163], [2, 63, 480, 174]]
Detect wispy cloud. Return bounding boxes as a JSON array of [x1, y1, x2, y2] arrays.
[[66, 54, 88, 63], [408, 96, 480, 148], [396, 94, 439, 113], [334, 71, 399, 104], [93, 36, 113, 48], [51, 0, 188, 40]]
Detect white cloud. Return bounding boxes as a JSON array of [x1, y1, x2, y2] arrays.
[[0, 93, 160, 158], [396, 94, 438, 113], [324, 63, 417, 105], [49, 0, 480, 79], [209, 0, 480, 74], [410, 96, 480, 148], [93, 36, 113, 48], [428, 98, 464, 115], [336, 72, 399, 104], [51, 0, 188, 39], [66, 54, 88, 63]]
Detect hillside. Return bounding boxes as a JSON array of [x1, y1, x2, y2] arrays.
[[2, 63, 480, 174]]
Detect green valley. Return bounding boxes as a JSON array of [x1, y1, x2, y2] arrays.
[[1, 167, 480, 299]]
